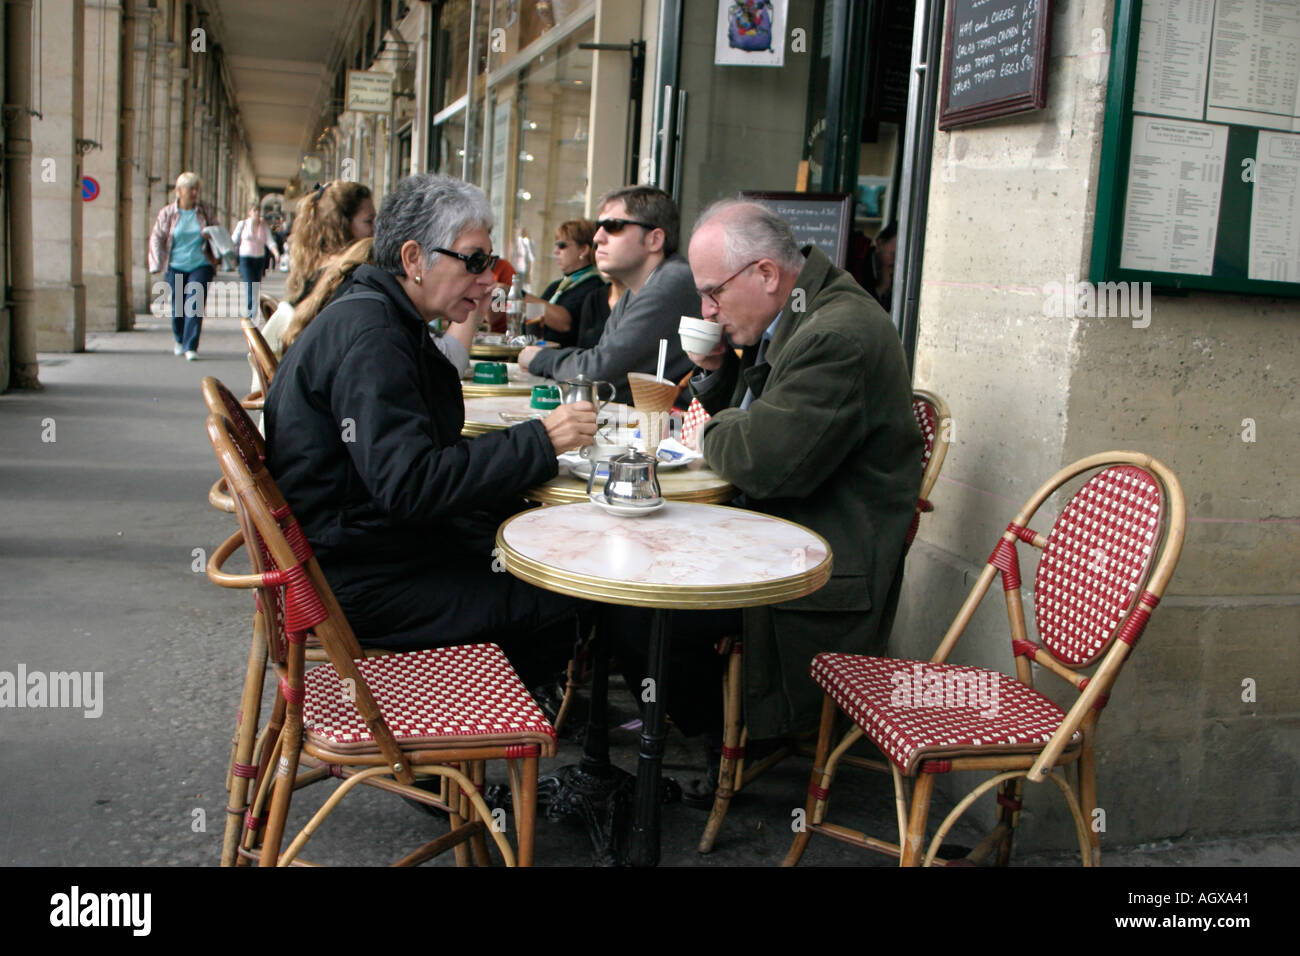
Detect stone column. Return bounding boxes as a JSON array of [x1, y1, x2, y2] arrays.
[[31, 0, 86, 351], [82, 0, 122, 333]]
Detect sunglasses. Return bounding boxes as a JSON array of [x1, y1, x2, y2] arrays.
[[554, 241, 570, 249], [595, 218, 657, 235], [433, 247, 500, 274]]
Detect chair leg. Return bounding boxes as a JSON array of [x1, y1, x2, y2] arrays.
[[782, 693, 837, 867], [901, 771, 935, 867], [515, 755, 539, 867], [1078, 731, 1101, 866], [468, 762, 492, 867], [699, 639, 744, 853], [259, 717, 303, 867], [995, 777, 1024, 866], [446, 774, 472, 868]]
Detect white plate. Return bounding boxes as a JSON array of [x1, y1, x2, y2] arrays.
[[589, 492, 665, 516]]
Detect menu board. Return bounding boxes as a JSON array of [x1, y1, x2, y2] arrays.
[[739, 192, 853, 266], [1091, 0, 1300, 296], [938, 0, 1051, 129]]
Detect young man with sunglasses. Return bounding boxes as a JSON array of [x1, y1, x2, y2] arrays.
[[517, 186, 700, 404]]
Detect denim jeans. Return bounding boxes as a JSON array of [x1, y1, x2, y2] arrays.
[[237, 256, 266, 317], [166, 263, 214, 352]]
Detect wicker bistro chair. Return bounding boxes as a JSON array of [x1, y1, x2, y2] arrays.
[[204, 412, 557, 866], [241, 317, 278, 412], [203, 376, 265, 515], [697, 390, 951, 853], [783, 452, 1185, 867]]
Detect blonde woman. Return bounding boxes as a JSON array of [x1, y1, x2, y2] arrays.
[[148, 171, 218, 360]]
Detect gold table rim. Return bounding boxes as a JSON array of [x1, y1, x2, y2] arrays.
[[494, 502, 833, 609]]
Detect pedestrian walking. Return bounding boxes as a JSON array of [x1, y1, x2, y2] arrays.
[[148, 171, 219, 361]]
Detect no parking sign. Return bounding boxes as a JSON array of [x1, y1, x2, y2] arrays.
[[81, 176, 100, 201]]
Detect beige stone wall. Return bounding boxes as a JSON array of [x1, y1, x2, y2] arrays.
[[899, 0, 1299, 850]]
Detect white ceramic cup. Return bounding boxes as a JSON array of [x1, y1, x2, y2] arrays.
[[679, 316, 722, 355]]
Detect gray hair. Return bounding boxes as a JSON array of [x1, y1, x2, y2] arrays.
[[692, 199, 803, 273], [373, 173, 494, 277], [176, 171, 201, 191]]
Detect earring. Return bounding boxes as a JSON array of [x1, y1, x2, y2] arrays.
[[414, 275, 422, 285]]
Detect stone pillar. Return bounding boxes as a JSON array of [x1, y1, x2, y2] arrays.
[[32, 0, 86, 351], [82, 0, 122, 333]]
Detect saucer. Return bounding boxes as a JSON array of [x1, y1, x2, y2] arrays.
[[588, 492, 665, 516]]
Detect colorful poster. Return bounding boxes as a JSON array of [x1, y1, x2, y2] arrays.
[[714, 0, 787, 68]]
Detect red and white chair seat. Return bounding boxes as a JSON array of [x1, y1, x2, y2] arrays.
[[302, 643, 558, 755], [810, 653, 1081, 776]]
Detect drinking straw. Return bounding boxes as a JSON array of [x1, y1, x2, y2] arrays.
[[656, 339, 667, 381]]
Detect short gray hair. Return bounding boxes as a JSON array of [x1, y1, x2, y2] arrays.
[[176, 171, 201, 191], [374, 174, 494, 276], [692, 199, 803, 273]]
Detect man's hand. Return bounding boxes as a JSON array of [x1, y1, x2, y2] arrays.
[[517, 345, 541, 372], [687, 340, 729, 372], [542, 401, 598, 454]]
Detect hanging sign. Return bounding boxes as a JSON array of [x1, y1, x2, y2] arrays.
[[345, 71, 394, 113]]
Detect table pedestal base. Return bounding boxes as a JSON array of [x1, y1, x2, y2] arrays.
[[537, 764, 634, 867]]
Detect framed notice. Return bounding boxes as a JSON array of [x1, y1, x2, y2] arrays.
[[345, 71, 394, 113], [1089, 0, 1300, 297], [938, 0, 1051, 130], [740, 191, 852, 266]]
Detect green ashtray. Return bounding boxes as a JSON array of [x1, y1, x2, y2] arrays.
[[530, 385, 561, 410], [473, 362, 508, 384]]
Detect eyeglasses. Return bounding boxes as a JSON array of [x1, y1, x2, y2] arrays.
[[595, 218, 657, 235], [697, 261, 759, 307], [432, 247, 500, 274], [554, 241, 570, 249]]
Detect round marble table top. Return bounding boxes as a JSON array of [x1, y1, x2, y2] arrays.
[[460, 361, 550, 397], [462, 397, 638, 436], [495, 502, 832, 609]]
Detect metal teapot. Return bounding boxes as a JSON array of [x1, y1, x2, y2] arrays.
[[587, 449, 662, 506]]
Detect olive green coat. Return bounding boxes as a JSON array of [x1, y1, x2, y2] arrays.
[[694, 246, 922, 739]]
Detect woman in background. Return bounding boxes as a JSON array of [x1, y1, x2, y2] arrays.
[[148, 171, 218, 360], [232, 202, 280, 318], [261, 181, 374, 358], [524, 219, 607, 349]]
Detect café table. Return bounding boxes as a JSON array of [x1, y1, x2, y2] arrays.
[[469, 335, 558, 361], [462, 397, 637, 437], [526, 456, 735, 505], [460, 360, 549, 398], [494, 501, 832, 866]]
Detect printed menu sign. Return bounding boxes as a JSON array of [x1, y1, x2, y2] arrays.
[[939, 0, 1051, 129], [739, 192, 852, 266]]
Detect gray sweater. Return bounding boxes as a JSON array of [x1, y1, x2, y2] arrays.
[[527, 253, 701, 404]]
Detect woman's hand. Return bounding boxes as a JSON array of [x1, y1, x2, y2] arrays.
[[542, 401, 598, 454]]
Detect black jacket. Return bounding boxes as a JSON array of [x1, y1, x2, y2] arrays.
[[264, 265, 558, 571]]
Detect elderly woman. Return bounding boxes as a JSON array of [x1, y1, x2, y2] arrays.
[[524, 219, 608, 349], [148, 171, 218, 360], [263, 174, 597, 680], [231, 202, 280, 317]]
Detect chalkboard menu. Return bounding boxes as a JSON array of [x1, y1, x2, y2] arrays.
[[739, 191, 853, 267], [1089, 0, 1300, 298], [938, 0, 1051, 130]]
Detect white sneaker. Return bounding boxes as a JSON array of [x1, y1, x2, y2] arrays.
[[173, 343, 184, 355], [184, 350, 198, 362]]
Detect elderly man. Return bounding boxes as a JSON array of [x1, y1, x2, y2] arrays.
[[685, 199, 923, 742], [518, 186, 698, 405], [265, 174, 597, 682]]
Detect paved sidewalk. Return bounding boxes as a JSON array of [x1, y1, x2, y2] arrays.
[[2, 289, 1296, 867]]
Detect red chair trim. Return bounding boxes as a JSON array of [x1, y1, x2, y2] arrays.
[[1007, 522, 1040, 544], [1012, 639, 1039, 659], [721, 745, 744, 760], [920, 759, 951, 774], [277, 676, 304, 706], [231, 762, 257, 779], [504, 744, 540, 758], [996, 792, 1022, 811], [988, 538, 1021, 591]]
